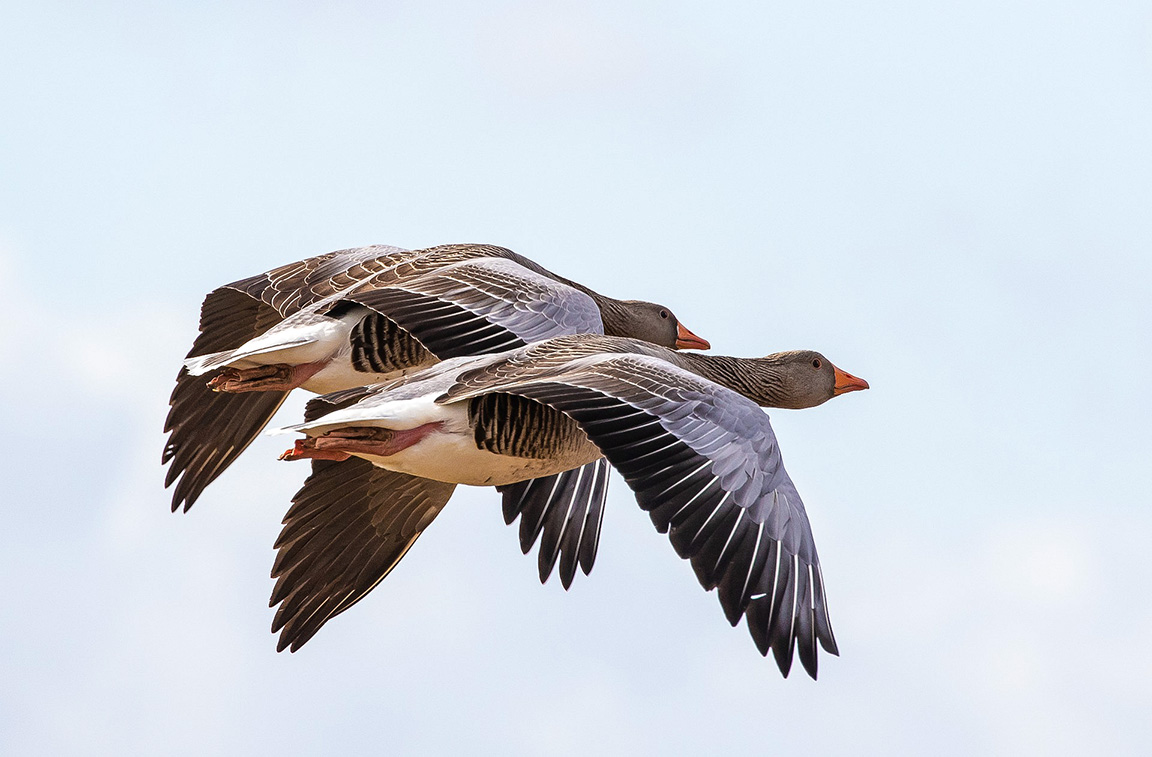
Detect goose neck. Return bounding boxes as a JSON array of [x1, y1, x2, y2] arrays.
[[675, 353, 790, 408]]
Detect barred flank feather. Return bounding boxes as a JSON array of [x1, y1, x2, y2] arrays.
[[469, 393, 592, 460], [349, 312, 433, 374]]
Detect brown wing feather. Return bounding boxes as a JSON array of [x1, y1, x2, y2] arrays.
[[164, 246, 412, 511], [269, 457, 456, 652], [162, 376, 288, 512], [229, 244, 415, 318]]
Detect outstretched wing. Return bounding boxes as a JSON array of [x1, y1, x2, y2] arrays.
[[163, 245, 411, 511], [335, 257, 604, 359], [270, 456, 457, 652], [441, 348, 837, 679]]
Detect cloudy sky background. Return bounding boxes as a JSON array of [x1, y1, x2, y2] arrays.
[[2, 1, 1150, 754]]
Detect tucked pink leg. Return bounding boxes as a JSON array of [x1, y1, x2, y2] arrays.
[[279, 423, 445, 462], [208, 361, 325, 393], [279, 440, 351, 462]]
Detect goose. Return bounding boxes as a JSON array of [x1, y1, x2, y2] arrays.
[[163, 242, 710, 519], [274, 333, 868, 679]]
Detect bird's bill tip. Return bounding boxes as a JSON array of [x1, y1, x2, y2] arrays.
[[832, 365, 869, 395], [674, 322, 711, 350]]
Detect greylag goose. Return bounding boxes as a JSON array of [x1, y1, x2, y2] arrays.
[[276, 334, 868, 679], [163, 243, 709, 516]]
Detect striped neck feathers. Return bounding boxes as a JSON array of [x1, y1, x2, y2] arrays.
[[673, 351, 836, 409]]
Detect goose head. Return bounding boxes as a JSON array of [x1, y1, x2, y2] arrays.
[[604, 300, 711, 350], [760, 350, 869, 409]]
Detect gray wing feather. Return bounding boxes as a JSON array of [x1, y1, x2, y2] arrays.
[[335, 257, 604, 359], [402, 257, 603, 342], [439, 350, 836, 679]]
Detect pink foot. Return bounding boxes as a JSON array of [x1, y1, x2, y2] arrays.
[[279, 440, 351, 462], [279, 423, 444, 461], [208, 362, 325, 393]]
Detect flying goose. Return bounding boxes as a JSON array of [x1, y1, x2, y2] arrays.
[[275, 334, 868, 678], [163, 242, 709, 513]]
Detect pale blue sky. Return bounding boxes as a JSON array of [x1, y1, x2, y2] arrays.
[[2, 1, 1150, 754]]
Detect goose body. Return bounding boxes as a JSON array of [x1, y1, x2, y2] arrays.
[[276, 334, 869, 678], [183, 304, 387, 394], [285, 354, 602, 485], [182, 300, 440, 395], [164, 243, 708, 512]]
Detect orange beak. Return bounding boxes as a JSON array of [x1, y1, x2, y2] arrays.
[[832, 365, 869, 395], [674, 322, 711, 350]]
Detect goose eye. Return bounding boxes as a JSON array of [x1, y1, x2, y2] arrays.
[[659, 310, 669, 319], [812, 358, 822, 369]]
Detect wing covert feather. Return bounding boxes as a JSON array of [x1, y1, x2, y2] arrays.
[[335, 257, 604, 360]]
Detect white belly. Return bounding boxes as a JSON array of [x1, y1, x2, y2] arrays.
[[219, 310, 361, 370], [296, 393, 600, 487], [299, 352, 439, 395], [361, 429, 585, 486]]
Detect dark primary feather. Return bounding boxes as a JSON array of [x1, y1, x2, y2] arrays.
[[163, 377, 287, 512], [342, 286, 525, 359], [270, 457, 456, 653], [439, 340, 838, 679], [496, 458, 610, 589]]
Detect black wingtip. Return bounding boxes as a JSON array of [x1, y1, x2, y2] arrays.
[[500, 463, 608, 589], [559, 562, 576, 591], [746, 596, 771, 655], [799, 651, 818, 681], [537, 538, 561, 585], [796, 612, 819, 680], [276, 622, 316, 654], [772, 638, 795, 678], [167, 484, 199, 513]]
